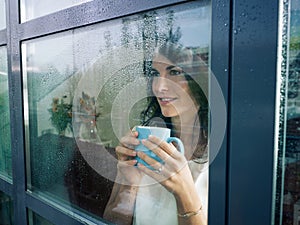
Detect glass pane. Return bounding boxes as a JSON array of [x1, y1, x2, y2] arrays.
[[0, 47, 12, 179], [20, 0, 92, 22], [23, 2, 211, 223], [0, 0, 6, 30], [28, 209, 54, 225], [274, 0, 300, 224], [0, 191, 14, 224]]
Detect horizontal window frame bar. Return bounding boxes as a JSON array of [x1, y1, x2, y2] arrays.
[[26, 192, 111, 225], [17, 0, 190, 41], [0, 177, 13, 196]]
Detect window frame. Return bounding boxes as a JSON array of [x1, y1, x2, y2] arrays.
[[0, 0, 279, 224]]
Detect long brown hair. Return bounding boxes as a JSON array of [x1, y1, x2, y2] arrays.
[[141, 42, 209, 162]]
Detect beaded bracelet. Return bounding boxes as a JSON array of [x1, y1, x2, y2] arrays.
[[177, 205, 203, 218]]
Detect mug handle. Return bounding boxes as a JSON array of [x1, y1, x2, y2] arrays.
[[166, 137, 185, 154]]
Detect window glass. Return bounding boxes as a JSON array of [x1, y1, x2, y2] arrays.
[[274, 0, 300, 224], [0, 46, 12, 179], [23, 2, 211, 223], [20, 0, 92, 22], [0, 191, 13, 224], [0, 0, 5, 30]]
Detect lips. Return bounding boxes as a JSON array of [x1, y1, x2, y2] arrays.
[[158, 97, 177, 105]]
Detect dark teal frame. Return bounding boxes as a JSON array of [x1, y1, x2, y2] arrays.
[[0, 0, 279, 224]]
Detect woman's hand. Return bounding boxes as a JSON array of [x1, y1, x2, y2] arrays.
[[115, 130, 142, 186], [136, 135, 206, 225], [136, 135, 193, 194]]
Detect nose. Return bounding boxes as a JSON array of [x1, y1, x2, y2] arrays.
[[153, 77, 169, 93]]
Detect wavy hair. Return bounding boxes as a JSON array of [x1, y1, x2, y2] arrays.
[[141, 42, 209, 162]]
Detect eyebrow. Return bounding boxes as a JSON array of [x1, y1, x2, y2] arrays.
[[166, 65, 181, 71], [152, 64, 182, 72]]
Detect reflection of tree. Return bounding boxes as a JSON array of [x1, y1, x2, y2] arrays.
[[0, 91, 12, 176], [288, 52, 300, 99], [120, 10, 182, 56], [104, 30, 112, 50], [121, 18, 132, 48]]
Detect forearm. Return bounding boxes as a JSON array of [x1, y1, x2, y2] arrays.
[[175, 185, 207, 225], [103, 173, 138, 225]]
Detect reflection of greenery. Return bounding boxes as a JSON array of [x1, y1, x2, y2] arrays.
[[0, 91, 12, 177], [0, 93, 5, 109], [48, 96, 72, 134], [290, 36, 300, 50]]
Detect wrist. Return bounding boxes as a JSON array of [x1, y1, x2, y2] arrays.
[[178, 205, 203, 218], [174, 182, 202, 213]]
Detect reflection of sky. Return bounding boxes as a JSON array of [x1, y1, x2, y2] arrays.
[[0, 0, 6, 30], [25, 2, 211, 73], [175, 5, 210, 47], [0, 46, 7, 77], [21, 0, 92, 21], [292, 0, 300, 10]]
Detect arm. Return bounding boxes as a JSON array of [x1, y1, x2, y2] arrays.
[[103, 172, 138, 225], [137, 135, 207, 225], [103, 131, 141, 225]]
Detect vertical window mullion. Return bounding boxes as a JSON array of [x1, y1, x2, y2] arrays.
[[7, 0, 28, 223]]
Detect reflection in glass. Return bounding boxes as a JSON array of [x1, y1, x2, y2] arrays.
[[0, 191, 13, 224], [23, 2, 210, 223], [274, 0, 300, 224], [0, 0, 5, 30], [0, 47, 12, 179], [20, 0, 92, 22]]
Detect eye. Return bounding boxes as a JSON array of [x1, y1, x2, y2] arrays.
[[169, 68, 183, 76]]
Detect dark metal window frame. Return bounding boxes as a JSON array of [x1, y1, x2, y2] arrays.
[[0, 0, 279, 224]]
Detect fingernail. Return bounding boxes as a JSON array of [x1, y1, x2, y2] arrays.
[[148, 135, 154, 139]]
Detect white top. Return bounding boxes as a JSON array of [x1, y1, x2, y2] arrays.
[[133, 161, 208, 225]]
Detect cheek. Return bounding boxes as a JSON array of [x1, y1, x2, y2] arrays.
[[151, 81, 157, 95]]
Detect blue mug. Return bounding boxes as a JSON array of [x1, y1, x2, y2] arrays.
[[134, 126, 184, 169]]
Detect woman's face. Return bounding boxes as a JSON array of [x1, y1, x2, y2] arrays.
[[151, 54, 198, 118]]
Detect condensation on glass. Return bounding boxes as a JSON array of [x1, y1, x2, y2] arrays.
[[22, 1, 211, 223], [0, 46, 12, 179], [20, 0, 92, 22], [273, 0, 300, 224], [0, 0, 6, 30], [0, 191, 13, 224]]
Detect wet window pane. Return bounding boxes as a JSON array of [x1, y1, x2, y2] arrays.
[[28, 210, 53, 225], [0, 191, 13, 225], [0, 47, 12, 179], [274, 0, 300, 224], [20, 0, 92, 22], [0, 0, 5, 30], [23, 2, 211, 223]]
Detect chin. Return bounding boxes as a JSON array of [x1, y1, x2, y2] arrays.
[[161, 109, 179, 118]]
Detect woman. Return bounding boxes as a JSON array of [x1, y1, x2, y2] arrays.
[[104, 42, 209, 225]]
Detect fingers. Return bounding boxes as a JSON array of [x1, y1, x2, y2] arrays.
[[116, 146, 136, 160], [137, 162, 167, 181], [120, 131, 140, 149], [116, 130, 139, 160], [117, 159, 137, 167], [142, 135, 181, 160]]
